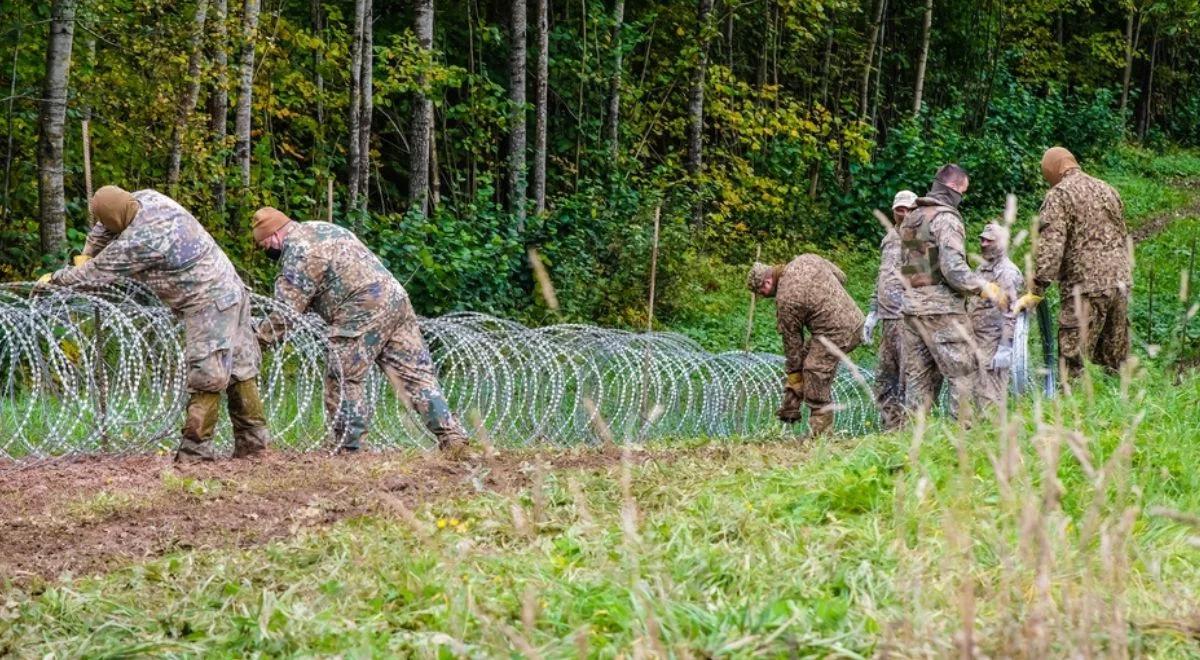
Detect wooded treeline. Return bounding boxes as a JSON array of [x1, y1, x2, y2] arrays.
[[2, 0, 1199, 324]]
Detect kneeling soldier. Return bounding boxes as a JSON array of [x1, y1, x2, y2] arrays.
[[970, 223, 1023, 408], [748, 255, 864, 438]]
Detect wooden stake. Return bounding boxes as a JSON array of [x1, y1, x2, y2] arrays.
[[326, 177, 334, 222], [646, 204, 661, 332], [744, 244, 761, 352]]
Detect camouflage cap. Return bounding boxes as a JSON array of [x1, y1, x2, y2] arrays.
[[979, 222, 1008, 243], [747, 262, 776, 293], [891, 190, 917, 209]]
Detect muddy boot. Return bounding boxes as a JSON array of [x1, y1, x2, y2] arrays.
[[802, 409, 834, 441], [437, 428, 473, 460], [227, 378, 271, 458], [177, 391, 221, 463]]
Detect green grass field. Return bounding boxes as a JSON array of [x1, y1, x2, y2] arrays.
[[4, 147, 1200, 657]]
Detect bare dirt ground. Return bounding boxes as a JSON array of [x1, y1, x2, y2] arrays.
[[0, 445, 691, 585]]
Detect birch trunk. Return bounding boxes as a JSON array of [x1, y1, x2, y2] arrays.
[[533, 0, 549, 214], [234, 0, 260, 189], [348, 0, 365, 209], [168, 0, 211, 189], [38, 0, 77, 255], [209, 0, 229, 220], [410, 0, 434, 217], [357, 0, 373, 218], [604, 0, 625, 159], [687, 0, 714, 226], [912, 0, 932, 116], [508, 0, 528, 232], [858, 0, 885, 117]]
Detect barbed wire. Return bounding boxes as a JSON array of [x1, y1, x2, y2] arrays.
[[0, 278, 1033, 464]]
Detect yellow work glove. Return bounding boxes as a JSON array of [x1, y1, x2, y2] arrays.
[[979, 282, 1009, 311], [72, 254, 91, 267], [1012, 292, 1044, 314], [785, 371, 805, 393], [36, 273, 52, 284]]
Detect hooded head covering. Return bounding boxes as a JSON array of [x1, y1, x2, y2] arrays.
[[980, 222, 1008, 260], [91, 186, 140, 234], [1041, 146, 1079, 186], [891, 190, 917, 210], [747, 262, 780, 296], [251, 207, 293, 243]]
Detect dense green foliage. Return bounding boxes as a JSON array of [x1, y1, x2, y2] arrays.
[[3, 0, 1200, 329]]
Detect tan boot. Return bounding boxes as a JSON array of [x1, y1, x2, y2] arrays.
[[177, 391, 221, 463], [227, 379, 271, 458]]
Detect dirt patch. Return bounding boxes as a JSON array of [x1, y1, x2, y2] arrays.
[[0, 445, 677, 585], [1133, 193, 1200, 243]]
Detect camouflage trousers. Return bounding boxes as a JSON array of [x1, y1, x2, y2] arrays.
[[325, 298, 468, 450], [902, 314, 977, 421], [873, 319, 905, 431], [1059, 286, 1131, 378], [798, 329, 861, 420], [973, 328, 1009, 410]]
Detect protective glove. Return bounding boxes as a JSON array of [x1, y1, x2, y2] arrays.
[[36, 273, 52, 285], [777, 372, 805, 423], [72, 254, 91, 268], [979, 282, 1009, 311], [990, 345, 1013, 370], [862, 311, 878, 344], [1012, 292, 1043, 314]]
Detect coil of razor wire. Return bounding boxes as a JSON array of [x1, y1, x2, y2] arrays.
[[0, 279, 1033, 463]]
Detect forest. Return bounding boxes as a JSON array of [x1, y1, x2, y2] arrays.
[[2, 0, 1199, 328]]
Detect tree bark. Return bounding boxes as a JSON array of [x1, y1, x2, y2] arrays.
[[858, 0, 885, 118], [410, 0, 434, 217], [312, 0, 325, 214], [234, 0, 260, 189], [508, 0, 528, 232], [3, 6, 24, 225], [1139, 24, 1159, 141], [209, 0, 229, 221], [357, 0, 373, 218], [533, 0, 549, 214], [1119, 9, 1136, 116], [38, 0, 77, 255], [348, 0, 365, 210], [687, 0, 714, 227], [604, 0, 624, 160], [912, 0, 932, 116], [168, 0, 211, 189]]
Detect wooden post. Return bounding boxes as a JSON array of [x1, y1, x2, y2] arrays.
[[646, 204, 661, 333], [744, 244, 761, 352], [326, 177, 334, 222], [1148, 269, 1155, 343]]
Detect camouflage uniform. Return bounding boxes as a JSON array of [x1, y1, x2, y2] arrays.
[[1034, 169, 1132, 377], [970, 230, 1024, 409], [51, 189, 270, 459], [899, 185, 984, 420], [769, 254, 864, 437], [868, 229, 905, 430], [257, 221, 468, 451]]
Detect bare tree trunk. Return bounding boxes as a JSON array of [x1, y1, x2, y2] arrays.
[[348, 0, 365, 210], [533, 0, 549, 214], [1119, 9, 1136, 117], [81, 35, 95, 212], [508, 0, 528, 233], [210, 0, 229, 222], [430, 107, 441, 210], [687, 0, 714, 227], [168, 0, 211, 189], [38, 0, 77, 255], [410, 0, 434, 217], [912, 0, 932, 116], [357, 0, 373, 219], [818, 26, 833, 107], [604, 0, 625, 159], [312, 0, 325, 216], [1139, 24, 1159, 141], [3, 6, 25, 225], [234, 0, 260, 189], [858, 0, 885, 117]]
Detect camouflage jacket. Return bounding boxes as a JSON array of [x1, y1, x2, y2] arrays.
[[868, 229, 904, 320], [1034, 169, 1131, 296], [775, 254, 865, 373], [262, 221, 406, 339], [899, 193, 983, 316], [969, 255, 1024, 342], [51, 189, 245, 316]]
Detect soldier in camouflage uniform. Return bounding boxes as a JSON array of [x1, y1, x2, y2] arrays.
[[863, 190, 917, 431], [747, 254, 864, 439], [49, 186, 271, 462], [250, 208, 470, 454], [969, 223, 1024, 408], [899, 165, 1009, 421], [1014, 147, 1132, 378]]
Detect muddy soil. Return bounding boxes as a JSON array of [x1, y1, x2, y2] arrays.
[[0, 446, 677, 585]]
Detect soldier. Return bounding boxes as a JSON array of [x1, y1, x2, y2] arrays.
[[250, 208, 471, 455], [899, 164, 1008, 421], [970, 223, 1024, 408], [864, 189, 917, 431], [1014, 147, 1132, 378], [47, 186, 271, 462], [747, 254, 864, 439]]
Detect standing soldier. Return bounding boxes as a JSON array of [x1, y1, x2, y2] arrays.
[[47, 186, 272, 462], [1014, 147, 1132, 378], [864, 190, 917, 431], [747, 254, 864, 439], [250, 208, 471, 455], [899, 164, 1008, 421], [970, 223, 1024, 408]]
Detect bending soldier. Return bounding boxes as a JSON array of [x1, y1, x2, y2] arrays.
[[49, 186, 272, 462], [250, 208, 471, 455], [748, 255, 864, 439], [864, 190, 917, 431], [1015, 147, 1132, 378], [899, 165, 1008, 421], [970, 223, 1024, 408]]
